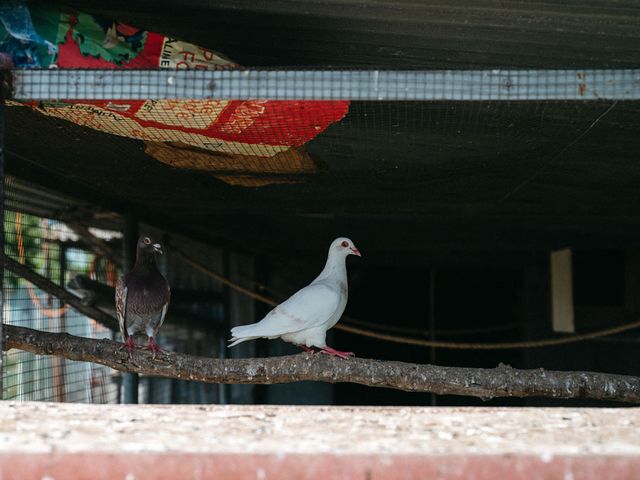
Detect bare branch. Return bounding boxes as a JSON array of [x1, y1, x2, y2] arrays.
[[1, 253, 119, 331], [1, 254, 221, 333], [67, 274, 222, 307], [66, 222, 121, 267], [67, 274, 222, 332], [5, 324, 640, 404]]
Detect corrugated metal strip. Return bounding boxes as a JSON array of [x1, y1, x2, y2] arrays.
[[5, 175, 118, 228]]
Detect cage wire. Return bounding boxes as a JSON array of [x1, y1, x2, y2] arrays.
[[8, 68, 639, 191], [6, 96, 637, 216], [3, 209, 119, 402], [3, 68, 640, 403], [2, 182, 226, 404], [5, 70, 640, 269]]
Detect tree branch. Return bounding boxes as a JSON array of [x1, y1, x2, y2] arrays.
[[5, 324, 640, 404], [66, 222, 122, 268], [67, 274, 222, 307], [1, 254, 221, 334], [1, 253, 119, 331], [67, 274, 223, 332]]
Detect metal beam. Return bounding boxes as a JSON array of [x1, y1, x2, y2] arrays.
[[10, 69, 640, 101]]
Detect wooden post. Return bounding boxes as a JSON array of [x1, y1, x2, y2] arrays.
[[550, 249, 575, 333]]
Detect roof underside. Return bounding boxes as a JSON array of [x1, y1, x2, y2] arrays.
[[61, 0, 640, 69], [10, 1, 640, 264]]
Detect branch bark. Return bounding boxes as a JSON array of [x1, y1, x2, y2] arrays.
[[5, 324, 640, 404]]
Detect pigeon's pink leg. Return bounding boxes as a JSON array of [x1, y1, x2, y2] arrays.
[[119, 336, 136, 358], [320, 346, 355, 359], [297, 344, 315, 353], [145, 336, 163, 358]]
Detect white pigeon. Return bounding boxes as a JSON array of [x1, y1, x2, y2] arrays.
[[228, 237, 361, 358]]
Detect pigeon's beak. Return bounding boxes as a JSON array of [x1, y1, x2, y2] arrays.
[[152, 243, 163, 255], [350, 247, 362, 257]]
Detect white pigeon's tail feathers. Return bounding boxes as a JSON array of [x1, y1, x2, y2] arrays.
[[229, 321, 290, 341], [227, 323, 259, 348], [227, 335, 257, 348], [228, 322, 277, 348], [230, 323, 259, 337]]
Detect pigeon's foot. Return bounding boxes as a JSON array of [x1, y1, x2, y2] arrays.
[[119, 336, 136, 359], [144, 336, 163, 359], [320, 346, 355, 359], [297, 344, 316, 353]]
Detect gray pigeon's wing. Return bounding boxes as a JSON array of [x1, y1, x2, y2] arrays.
[[152, 283, 170, 336], [152, 303, 168, 337], [115, 276, 128, 341]]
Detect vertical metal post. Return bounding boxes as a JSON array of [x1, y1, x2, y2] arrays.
[[429, 268, 437, 406], [0, 70, 6, 398], [51, 244, 67, 401], [59, 245, 67, 399], [217, 248, 230, 404], [121, 213, 138, 404]]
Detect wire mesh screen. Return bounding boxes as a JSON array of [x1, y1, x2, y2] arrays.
[[3, 75, 640, 408], [1, 193, 227, 403], [6, 91, 640, 258], [3, 210, 119, 402]]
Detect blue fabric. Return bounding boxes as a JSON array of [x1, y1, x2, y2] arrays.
[[0, 1, 56, 67]]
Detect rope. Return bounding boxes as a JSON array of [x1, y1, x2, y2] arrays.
[[335, 319, 640, 350], [235, 273, 523, 337], [173, 249, 278, 308], [342, 316, 522, 337], [171, 246, 640, 349]]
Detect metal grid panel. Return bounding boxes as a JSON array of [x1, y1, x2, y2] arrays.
[[2, 210, 119, 402], [11, 69, 640, 101], [1, 183, 227, 404]]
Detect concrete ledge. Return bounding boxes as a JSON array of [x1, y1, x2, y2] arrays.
[[4, 453, 640, 480], [1, 402, 639, 479]]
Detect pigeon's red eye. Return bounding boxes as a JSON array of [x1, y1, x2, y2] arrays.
[[143, 237, 151, 244], [341, 241, 349, 247]]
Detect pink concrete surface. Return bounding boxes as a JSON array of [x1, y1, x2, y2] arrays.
[[1, 402, 639, 479], [3, 453, 640, 480]]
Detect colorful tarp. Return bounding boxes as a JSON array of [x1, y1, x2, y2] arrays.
[[1, 4, 349, 186]]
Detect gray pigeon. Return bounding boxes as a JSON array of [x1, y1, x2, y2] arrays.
[[115, 235, 170, 357], [228, 237, 361, 358]]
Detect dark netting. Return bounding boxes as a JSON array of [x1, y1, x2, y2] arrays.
[[4, 87, 640, 407], [6, 96, 640, 261], [2, 180, 227, 403]]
